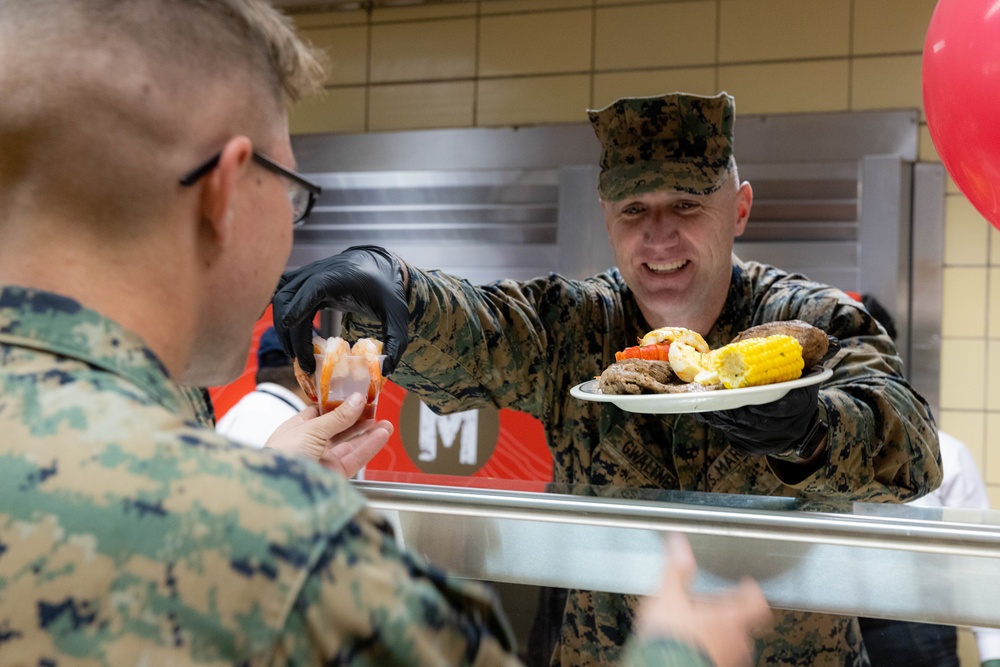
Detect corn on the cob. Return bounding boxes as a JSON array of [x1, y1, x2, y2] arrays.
[[712, 334, 804, 389]]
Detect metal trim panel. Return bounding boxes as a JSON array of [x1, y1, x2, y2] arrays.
[[361, 482, 1000, 628], [910, 163, 946, 416], [858, 156, 913, 370]]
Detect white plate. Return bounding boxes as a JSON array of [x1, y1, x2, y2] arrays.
[[570, 367, 833, 414]]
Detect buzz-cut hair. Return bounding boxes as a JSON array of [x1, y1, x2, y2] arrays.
[[1, 0, 327, 106], [0, 0, 328, 226]]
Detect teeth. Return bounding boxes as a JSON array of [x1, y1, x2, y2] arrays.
[[647, 260, 687, 272]]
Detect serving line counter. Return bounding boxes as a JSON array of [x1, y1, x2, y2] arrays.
[[356, 481, 1000, 629]]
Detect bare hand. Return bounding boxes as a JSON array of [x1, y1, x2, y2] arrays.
[[265, 392, 393, 477], [635, 534, 772, 667]]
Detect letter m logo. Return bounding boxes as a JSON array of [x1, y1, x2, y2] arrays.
[[418, 403, 479, 466]]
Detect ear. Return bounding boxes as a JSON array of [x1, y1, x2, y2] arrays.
[[734, 181, 753, 237], [199, 136, 254, 248]]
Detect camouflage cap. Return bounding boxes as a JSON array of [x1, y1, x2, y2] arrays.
[[588, 91, 735, 200]]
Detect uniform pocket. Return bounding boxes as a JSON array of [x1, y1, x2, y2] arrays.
[[590, 425, 678, 489]]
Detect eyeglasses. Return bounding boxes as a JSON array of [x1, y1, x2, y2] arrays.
[[179, 150, 322, 227]]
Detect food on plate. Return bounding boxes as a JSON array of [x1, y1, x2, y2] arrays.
[[293, 335, 386, 418], [598, 322, 829, 395], [639, 326, 710, 351], [712, 334, 804, 389], [729, 319, 830, 369], [668, 339, 715, 383], [598, 358, 715, 395], [615, 326, 708, 363], [615, 343, 671, 362]]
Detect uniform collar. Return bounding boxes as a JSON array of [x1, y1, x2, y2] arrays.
[[0, 285, 196, 419]]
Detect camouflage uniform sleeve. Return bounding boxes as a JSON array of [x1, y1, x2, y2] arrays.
[[620, 637, 715, 667], [279, 506, 522, 666], [753, 280, 942, 502], [346, 264, 596, 422]]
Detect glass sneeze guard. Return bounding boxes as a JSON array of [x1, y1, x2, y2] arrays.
[[356, 480, 1000, 629]]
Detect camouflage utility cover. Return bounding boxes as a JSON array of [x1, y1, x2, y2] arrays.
[[588, 92, 734, 200], [346, 257, 942, 667], [0, 285, 523, 666]]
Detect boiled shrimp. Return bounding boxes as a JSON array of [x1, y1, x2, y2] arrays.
[[319, 337, 350, 407], [291, 337, 326, 403], [293, 359, 318, 403], [351, 337, 385, 402]]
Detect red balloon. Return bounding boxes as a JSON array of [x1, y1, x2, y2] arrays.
[[923, 0, 1000, 229]]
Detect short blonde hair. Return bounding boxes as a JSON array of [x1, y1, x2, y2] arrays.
[[2, 0, 326, 104], [159, 0, 328, 106], [0, 0, 327, 226]]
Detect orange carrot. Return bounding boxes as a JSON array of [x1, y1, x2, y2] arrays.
[[615, 342, 671, 362]]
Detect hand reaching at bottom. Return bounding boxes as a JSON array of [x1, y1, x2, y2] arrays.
[[634, 534, 773, 667], [265, 392, 393, 477]]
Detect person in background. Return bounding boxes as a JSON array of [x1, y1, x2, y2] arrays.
[[217, 326, 311, 448], [0, 1, 772, 665], [847, 295, 1000, 667], [273, 92, 942, 667], [888, 431, 1000, 667], [859, 430, 1000, 667]]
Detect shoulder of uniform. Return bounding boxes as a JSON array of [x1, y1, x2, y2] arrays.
[[161, 425, 367, 534]]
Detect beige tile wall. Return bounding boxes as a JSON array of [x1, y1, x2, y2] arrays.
[[287, 2, 990, 661]]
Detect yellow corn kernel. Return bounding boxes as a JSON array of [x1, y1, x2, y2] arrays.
[[712, 334, 804, 389]]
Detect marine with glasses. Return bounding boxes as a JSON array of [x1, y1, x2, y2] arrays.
[[0, 2, 770, 665]]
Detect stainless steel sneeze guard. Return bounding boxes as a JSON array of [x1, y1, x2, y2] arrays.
[[357, 481, 1000, 629]]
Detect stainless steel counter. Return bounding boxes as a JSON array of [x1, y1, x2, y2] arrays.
[[357, 481, 1000, 628]]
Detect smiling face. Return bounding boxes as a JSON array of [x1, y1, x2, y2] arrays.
[[602, 171, 752, 334]]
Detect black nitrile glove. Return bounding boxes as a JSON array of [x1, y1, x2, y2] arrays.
[[694, 383, 821, 457], [272, 245, 409, 375]]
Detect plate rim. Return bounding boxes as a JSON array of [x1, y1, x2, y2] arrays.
[[569, 367, 833, 414]]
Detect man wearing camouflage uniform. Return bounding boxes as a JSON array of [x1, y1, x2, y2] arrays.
[[0, 1, 772, 665], [273, 92, 942, 667]]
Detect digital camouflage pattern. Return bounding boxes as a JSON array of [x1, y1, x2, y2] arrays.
[[0, 285, 523, 666], [181, 385, 217, 429], [346, 257, 942, 667], [621, 637, 713, 667], [588, 92, 735, 200]]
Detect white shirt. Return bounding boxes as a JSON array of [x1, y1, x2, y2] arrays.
[[911, 432, 1000, 661], [215, 383, 306, 449]]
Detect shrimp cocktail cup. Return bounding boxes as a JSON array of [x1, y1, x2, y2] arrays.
[[294, 336, 387, 421]]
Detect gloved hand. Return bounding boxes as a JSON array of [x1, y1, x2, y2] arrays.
[[693, 383, 821, 457], [272, 245, 409, 375]]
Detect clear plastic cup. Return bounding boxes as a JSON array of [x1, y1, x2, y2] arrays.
[[313, 353, 386, 420]]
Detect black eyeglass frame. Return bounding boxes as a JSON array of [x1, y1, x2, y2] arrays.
[[179, 150, 322, 227]]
